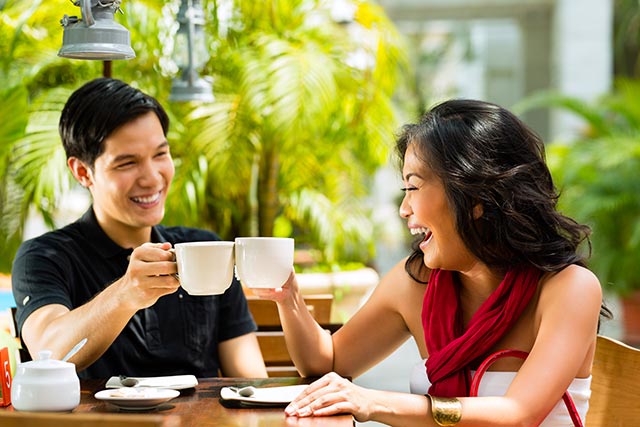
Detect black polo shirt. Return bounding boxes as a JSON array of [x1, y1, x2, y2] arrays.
[[12, 208, 256, 379]]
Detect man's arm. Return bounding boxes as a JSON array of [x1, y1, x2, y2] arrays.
[[218, 333, 268, 378], [21, 242, 178, 370]]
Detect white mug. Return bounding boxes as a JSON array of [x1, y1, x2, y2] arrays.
[[174, 241, 235, 295], [234, 237, 294, 289]]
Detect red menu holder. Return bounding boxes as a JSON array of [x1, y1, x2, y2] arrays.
[[0, 347, 11, 406]]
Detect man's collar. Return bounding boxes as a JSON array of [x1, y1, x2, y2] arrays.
[[152, 225, 169, 244], [77, 207, 167, 258]]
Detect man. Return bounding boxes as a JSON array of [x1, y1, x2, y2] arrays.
[[11, 78, 267, 379]]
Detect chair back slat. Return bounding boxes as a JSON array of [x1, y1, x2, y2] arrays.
[[9, 306, 31, 363], [585, 335, 640, 426], [246, 294, 338, 377], [247, 294, 333, 326]]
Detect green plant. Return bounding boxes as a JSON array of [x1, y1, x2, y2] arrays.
[[0, 0, 164, 272], [613, 0, 640, 78], [163, 0, 407, 268], [514, 78, 640, 296], [0, 0, 408, 272]]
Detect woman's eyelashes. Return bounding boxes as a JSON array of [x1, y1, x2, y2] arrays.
[[401, 186, 418, 192]]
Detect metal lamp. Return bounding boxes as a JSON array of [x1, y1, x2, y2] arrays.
[[58, 0, 135, 60], [328, 0, 375, 71], [170, 0, 214, 102]]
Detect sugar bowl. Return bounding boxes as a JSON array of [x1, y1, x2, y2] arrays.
[[11, 350, 80, 411]]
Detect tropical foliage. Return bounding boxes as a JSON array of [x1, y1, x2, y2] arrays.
[[0, 0, 408, 273], [514, 78, 640, 295], [613, 0, 640, 78]]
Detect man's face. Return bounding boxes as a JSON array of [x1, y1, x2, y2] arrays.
[[75, 111, 175, 246]]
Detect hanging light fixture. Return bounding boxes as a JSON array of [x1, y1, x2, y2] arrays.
[[170, 0, 214, 102], [328, 0, 376, 71], [330, 0, 357, 24], [58, 0, 135, 60]]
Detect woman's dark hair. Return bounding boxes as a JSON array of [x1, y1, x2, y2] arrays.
[[396, 99, 612, 322], [59, 78, 169, 168], [397, 99, 593, 276]]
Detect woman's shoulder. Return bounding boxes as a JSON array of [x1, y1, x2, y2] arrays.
[[364, 257, 429, 314], [367, 257, 430, 355], [541, 264, 601, 291], [538, 264, 602, 311], [375, 259, 431, 311], [379, 257, 431, 290]]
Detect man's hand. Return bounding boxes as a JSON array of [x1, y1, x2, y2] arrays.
[[118, 242, 179, 310]]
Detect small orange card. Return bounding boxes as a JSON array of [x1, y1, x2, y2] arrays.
[[0, 347, 11, 406]]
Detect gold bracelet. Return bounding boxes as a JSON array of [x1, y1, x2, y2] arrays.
[[428, 394, 462, 426]]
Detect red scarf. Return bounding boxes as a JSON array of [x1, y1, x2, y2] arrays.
[[423, 266, 541, 397]]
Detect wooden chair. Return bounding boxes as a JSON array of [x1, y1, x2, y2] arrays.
[[0, 411, 179, 427], [247, 294, 333, 326], [9, 307, 31, 363], [585, 335, 640, 427], [246, 294, 340, 377]]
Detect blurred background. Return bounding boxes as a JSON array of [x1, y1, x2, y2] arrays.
[[1, 1, 639, 424]]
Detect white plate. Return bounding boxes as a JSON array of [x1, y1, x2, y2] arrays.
[[105, 375, 198, 390], [220, 384, 308, 406], [95, 387, 180, 411]]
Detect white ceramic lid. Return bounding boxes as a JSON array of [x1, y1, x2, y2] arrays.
[[20, 350, 74, 370]]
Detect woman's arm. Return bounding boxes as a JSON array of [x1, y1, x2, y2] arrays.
[[286, 264, 603, 426], [286, 373, 529, 427], [253, 272, 336, 375], [256, 259, 423, 378], [330, 260, 425, 377]]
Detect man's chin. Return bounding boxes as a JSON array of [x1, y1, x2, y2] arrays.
[[133, 208, 165, 227]]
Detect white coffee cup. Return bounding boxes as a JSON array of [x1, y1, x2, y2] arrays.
[[174, 241, 235, 295], [234, 237, 294, 288]]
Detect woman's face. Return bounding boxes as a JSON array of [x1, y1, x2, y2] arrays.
[[399, 144, 476, 271]]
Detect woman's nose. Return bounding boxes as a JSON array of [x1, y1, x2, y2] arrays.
[[399, 194, 411, 218]]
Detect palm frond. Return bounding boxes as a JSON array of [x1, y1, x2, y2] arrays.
[[10, 88, 73, 225], [513, 90, 611, 137], [286, 188, 374, 265], [547, 109, 640, 294]]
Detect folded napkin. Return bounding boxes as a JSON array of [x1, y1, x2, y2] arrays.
[[105, 374, 198, 390], [220, 384, 308, 407]]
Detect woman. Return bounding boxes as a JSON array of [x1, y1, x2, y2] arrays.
[[258, 99, 608, 426]]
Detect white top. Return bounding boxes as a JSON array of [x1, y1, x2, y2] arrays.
[[410, 359, 591, 426]]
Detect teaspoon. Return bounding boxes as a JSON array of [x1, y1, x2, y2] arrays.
[[61, 338, 88, 362], [229, 386, 256, 397], [119, 375, 140, 387]]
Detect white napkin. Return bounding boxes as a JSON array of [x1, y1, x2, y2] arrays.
[[220, 384, 308, 405], [105, 374, 198, 390]]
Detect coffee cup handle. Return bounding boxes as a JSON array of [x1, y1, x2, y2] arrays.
[[167, 248, 180, 282]]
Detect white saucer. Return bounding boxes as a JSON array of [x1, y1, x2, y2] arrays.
[[95, 387, 180, 411]]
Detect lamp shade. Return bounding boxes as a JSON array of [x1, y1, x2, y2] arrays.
[[170, 75, 214, 103], [169, 0, 212, 102], [58, 1, 135, 60]]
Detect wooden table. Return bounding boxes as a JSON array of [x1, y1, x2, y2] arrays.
[[1, 377, 354, 427]]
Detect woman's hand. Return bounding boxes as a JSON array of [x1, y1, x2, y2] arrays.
[[253, 271, 336, 376], [250, 270, 298, 303], [285, 372, 375, 422]]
